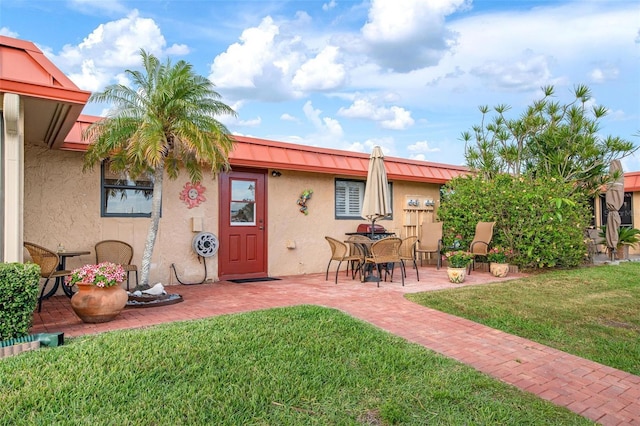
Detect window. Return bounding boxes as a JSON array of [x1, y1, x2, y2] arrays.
[[230, 179, 256, 225], [335, 179, 393, 219], [600, 192, 633, 227], [101, 162, 154, 217]]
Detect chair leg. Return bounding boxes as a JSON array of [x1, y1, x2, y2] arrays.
[[335, 261, 343, 284], [400, 262, 405, 286], [325, 260, 332, 281], [413, 258, 419, 281]]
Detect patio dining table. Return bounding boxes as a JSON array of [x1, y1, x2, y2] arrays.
[[42, 249, 91, 299]]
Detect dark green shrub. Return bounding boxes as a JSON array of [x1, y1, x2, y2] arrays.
[[437, 174, 590, 269], [0, 263, 41, 341]]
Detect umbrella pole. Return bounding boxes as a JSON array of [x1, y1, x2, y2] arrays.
[[371, 218, 376, 239]]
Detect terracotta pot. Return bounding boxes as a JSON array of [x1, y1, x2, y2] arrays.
[[70, 283, 128, 323], [446, 267, 467, 284], [490, 262, 509, 278]]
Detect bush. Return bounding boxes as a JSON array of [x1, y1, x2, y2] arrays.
[[437, 174, 590, 269], [0, 263, 41, 341]]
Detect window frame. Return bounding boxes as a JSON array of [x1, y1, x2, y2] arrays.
[[334, 178, 393, 220], [100, 161, 155, 218]]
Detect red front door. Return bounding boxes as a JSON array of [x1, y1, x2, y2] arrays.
[[218, 170, 267, 280]]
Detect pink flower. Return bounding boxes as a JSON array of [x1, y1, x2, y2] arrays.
[[66, 262, 126, 288]]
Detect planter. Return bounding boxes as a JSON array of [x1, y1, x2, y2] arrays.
[[70, 283, 128, 323], [615, 245, 629, 260], [490, 262, 509, 278], [446, 267, 467, 284]]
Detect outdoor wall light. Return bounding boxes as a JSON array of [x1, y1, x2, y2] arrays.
[[271, 170, 282, 177]]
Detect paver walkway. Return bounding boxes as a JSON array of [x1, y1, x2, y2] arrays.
[[31, 265, 639, 425]]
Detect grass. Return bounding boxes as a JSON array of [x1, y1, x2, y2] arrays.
[[407, 262, 640, 376], [0, 306, 590, 425]]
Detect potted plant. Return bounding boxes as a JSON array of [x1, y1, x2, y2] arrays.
[[444, 250, 474, 283], [66, 262, 128, 323], [598, 226, 640, 259], [487, 246, 513, 277]]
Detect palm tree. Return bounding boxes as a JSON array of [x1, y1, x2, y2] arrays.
[[83, 50, 236, 289]]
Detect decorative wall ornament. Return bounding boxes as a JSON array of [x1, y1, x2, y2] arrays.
[[179, 182, 206, 209], [297, 189, 313, 215]]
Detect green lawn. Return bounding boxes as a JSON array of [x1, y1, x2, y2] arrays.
[[407, 262, 640, 376], [0, 306, 590, 425]]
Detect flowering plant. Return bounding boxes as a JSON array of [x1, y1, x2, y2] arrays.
[[487, 246, 513, 263], [66, 262, 126, 288], [444, 250, 474, 268]]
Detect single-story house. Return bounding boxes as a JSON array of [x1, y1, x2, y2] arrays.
[[1, 35, 469, 287], [2, 35, 638, 290]]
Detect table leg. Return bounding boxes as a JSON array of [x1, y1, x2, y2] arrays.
[[58, 256, 75, 298]]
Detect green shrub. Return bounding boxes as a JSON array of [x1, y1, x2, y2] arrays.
[[437, 174, 590, 269], [0, 263, 41, 341]]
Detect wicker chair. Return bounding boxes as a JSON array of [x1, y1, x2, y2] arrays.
[[95, 240, 139, 290], [364, 237, 404, 287], [23, 242, 72, 312], [469, 221, 496, 273], [325, 236, 363, 283], [415, 222, 443, 269], [399, 235, 419, 281]]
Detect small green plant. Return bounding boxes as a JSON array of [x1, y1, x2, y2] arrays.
[[599, 226, 640, 247], [0, 263, 41, 340], [487, 246, 513, 263], [444, 250, 474, 268]]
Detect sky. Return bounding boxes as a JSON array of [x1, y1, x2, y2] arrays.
[[1, 0, 639, 170]]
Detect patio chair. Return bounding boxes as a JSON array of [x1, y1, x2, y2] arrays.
[[469, 221, 496, 273], [324, 236, 363, 284], [364, 237, 404, 287], [23, 242, 72, 313], [95, 240, 139, 290], [399, 235, 419, 281], [415, 221, 443, 269], [346, 235, 372, 276]]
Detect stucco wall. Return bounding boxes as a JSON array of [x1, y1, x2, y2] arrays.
[[23, 144, 443, 290]]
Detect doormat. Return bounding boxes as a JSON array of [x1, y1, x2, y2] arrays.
[[228, 277, 281, 283]]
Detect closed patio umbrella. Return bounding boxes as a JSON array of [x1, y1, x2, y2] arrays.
[[361, 146, 392, 238], [605, 159, 624, 260]]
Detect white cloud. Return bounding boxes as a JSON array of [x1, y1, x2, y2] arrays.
[[280, 113, 298, 122], [0, 27, 19, 38], [470, 52, 555, 91], [292, 45, 346, 91], [361, 0, 469, 72], [47, 10, 188, 91], [322, 0, 337, 12], [589, 65, 619, 83], [408, 140, 440, 154], [338, 98, 414, 130], [68, 0, 128, 14]]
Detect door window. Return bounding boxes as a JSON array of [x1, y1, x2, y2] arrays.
[[230, 179, 256, 225]]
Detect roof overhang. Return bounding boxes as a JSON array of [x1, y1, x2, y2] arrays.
[[64, 116, 469, 184], [0, 36, 91, 149]]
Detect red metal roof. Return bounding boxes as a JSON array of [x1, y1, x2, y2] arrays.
[[0, 36, 90, 106], [0, 36, 90, 148], [62, 116, 470, 183], [624, 171, 640, 192]]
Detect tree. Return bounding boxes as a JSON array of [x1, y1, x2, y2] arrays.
[[462, 85, 637, 196], [83, 50, 236, 289]]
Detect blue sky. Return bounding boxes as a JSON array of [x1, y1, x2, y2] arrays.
[[2, 0, 639, 170]]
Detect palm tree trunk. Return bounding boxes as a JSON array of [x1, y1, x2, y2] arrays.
[[138, 165, 164, 290]]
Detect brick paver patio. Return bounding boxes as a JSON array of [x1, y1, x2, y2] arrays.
[[30, 264, 640, 425]]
